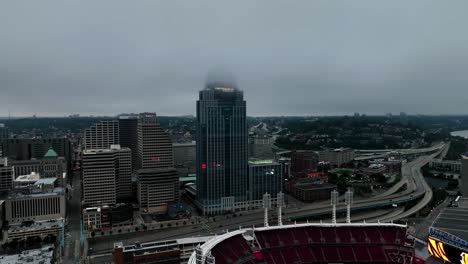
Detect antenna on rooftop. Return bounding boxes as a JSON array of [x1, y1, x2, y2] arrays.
[[263, 193, 271, 227], [331, 190, 339, 224], [277, 192, 285, 226], [345, 188, 353, 224]]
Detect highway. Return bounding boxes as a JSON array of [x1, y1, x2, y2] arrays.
[[354, 142, 445, 161], [87, 142, 447, 260], [286, 143, 446, 221]]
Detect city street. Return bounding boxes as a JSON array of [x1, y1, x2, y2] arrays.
[[63, 170, 82, 264]]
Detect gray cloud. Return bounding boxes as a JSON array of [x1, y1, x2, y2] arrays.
[[1, 0, 468, 116]]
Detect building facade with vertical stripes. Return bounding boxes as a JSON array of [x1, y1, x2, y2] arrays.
[[136, 113, 177, 214], [6, 193, 65, 224], [196, 84, 248, 214], [82, 146, 132, 207], [118, 115, 139, 172], [5, 175, 65, 224], [83, 120, 120, 150], [0, 158, 13, 191]]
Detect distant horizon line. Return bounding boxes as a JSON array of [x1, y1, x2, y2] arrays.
[[2, 113, 468, 119]]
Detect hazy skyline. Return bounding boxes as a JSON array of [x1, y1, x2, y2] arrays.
[[2, 1, 468, 117]]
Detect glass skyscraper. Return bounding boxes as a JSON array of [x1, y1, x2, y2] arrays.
[[196, 83, 248, 215]]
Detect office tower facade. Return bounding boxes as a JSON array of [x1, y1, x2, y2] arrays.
[[137, 168, 178, 213], [173, 142, 196, 174], [196, 84, 248, 214], [248, 160, 283, 202], [82, 145, 132, 207], [84, 120, 119, 150], [462, 155, 468, 197], [0, 158, 14, 191], [248, 135, 274, 159], [137, 113, 174, 169], [115, 147, 132, 201], [118, 115, 139, 171], [0, 124, 9, 140], [136, 113, 177, 214]]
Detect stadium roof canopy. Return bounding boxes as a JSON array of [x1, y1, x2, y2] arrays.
[[432, 199, 468, 242]]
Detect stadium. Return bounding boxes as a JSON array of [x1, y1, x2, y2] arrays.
[[188, 222, 416, 264]]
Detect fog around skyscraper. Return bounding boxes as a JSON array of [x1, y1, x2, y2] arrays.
[[2, 1, 468, 116]]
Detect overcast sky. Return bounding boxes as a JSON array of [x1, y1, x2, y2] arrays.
[[1, 1, 468, 117]]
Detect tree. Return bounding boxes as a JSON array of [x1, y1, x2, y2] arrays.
[[328, 173, 338, 184], [447, 180, 459, 190], [372, 173, 387, 184]]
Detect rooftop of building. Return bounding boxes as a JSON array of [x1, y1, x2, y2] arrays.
[[83, 146, 130, 154], [367, 164, 386, 169], [173, 142, 196, 147], [205, 81, 239, 91], [179, 176, 196, 182], [44, 148, 58, 158], [8, 219, 64, 232], [248, 159, 279, 165], [137, 167, 177, 174], [14, 172, 58, 188], [118, 114, 138, 119], [0, 245, 54, 264], [294, 182, 336, 191], [34, 178, 57, 186], [15, 172, 41, 182], [9, 187, 65, 199]]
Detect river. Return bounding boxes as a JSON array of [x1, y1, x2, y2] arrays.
[[451, 130, 468, 138]]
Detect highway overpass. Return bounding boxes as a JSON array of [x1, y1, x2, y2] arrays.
[[87, 142, 448, 259]]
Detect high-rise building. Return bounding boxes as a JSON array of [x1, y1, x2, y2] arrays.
[[0, 123, 9, 140], [137, 168, 178, 213], [196, 84, 248, 214], [84, 120, 119, 150], [118, 115, 139, 171], [137, 113, 173, 170], [115, 147, 132, 202], [173, 142, 196, 175], [0, 158, 14, 192], [136, 113, 177, 214], [248, 135, 274, 159], [461, 155, 468, 197], [82, 145, 132, 207], [248, 159, 283, 202]]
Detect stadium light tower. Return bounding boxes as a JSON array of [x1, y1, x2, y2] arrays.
[[206, 251, 215, 264], [277, 192, 285, 226], [196, 245, 203, 264], [263, 193, 272, 227], [331, 190, 339, 224], [345, 188, 354, 224]]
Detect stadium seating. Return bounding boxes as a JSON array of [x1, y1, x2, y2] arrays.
[[209, 225, 414, 264]]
